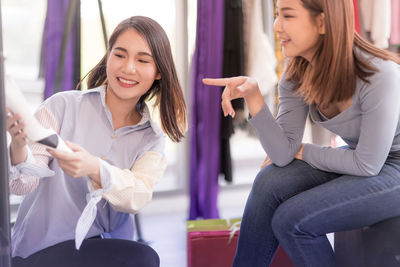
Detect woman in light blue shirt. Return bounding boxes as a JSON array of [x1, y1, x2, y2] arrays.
[[205, 0, 400, 266], [7, 16, 187, 267]]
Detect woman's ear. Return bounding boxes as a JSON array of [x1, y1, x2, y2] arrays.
[[155, 73, 161, 80], [317, 13, 326, 34]]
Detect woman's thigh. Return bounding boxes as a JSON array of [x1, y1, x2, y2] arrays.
[[12, 238, 160, 267], [272, 163, 400, 236], [250, 159, 340, 205]]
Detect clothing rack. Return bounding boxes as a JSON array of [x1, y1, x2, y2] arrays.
[[0, 0, 12, 264]]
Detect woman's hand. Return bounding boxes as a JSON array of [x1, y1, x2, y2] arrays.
[[47, 141, 101, 188], [6, 108, 28, 165], [202, 76, 265, 118], [261, 155, 272, 169], [295, 144, 305, 160], [262, 144, 304, 169]]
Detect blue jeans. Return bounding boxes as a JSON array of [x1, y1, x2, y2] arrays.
[[12, 238, 159, 267], [233, 159, 400, 267]]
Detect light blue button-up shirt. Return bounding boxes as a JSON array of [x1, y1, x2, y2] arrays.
[[10, 85, 165, 258]]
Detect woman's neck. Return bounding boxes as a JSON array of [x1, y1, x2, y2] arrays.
[[105, 89, 142, 130]]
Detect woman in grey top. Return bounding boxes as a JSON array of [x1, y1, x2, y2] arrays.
[[205, 0, 400, 266], [7, 16, 186, 267]]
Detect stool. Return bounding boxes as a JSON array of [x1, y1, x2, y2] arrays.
[[334, 216, 400, 267]]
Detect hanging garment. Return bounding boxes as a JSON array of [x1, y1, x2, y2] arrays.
[[353, 0, 361, 34], [359, 0, 391, 49], [42, 0, 80, 99], [220, 0, 245, 183], [243, 0, 278, 109], [391, 0, 400, 45], [189, 0, 224, 220], [262, 0, 275, 49]]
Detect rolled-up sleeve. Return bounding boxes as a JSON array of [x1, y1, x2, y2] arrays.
[[9, 105, 58, 195], [101, 151, 167, 213]]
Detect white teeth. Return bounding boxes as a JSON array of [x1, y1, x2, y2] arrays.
[[118, 77, 138, 85]]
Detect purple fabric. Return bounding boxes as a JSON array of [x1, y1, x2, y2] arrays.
[[43, 0, 75, 99], [189, 0, 225, 219]]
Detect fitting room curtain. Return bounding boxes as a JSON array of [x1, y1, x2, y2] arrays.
[[0, 1, 12, 265], [42, 0, 80, 99], [189, 0, 225, 219]]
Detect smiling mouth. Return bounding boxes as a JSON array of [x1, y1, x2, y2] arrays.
[[118, 77, 138, 85], [280, 39, 291, 45]]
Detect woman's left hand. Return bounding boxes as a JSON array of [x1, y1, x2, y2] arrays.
[[261, 155, 272, 169], [295, 144, 305, 160], [47, 141, 100, 184], [262, 144, 305, 169]]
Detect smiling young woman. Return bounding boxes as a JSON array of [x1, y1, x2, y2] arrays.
[[203, 0, 400, 266], [8, 16, 187, 267]]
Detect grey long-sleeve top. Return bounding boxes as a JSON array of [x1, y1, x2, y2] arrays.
[[249, 55, 400, 176]]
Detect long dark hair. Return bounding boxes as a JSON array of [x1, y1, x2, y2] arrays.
[[85, 16, 187, 142], [285, 0, 400, 108]]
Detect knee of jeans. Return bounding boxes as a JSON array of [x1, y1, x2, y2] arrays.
[[145, 246, 160, 267], [251, 166, 287, 199], [271, 204, 300, 239], [134, 244, 160, 267]]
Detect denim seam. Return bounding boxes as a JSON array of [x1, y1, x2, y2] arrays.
[[293, 184, 400, 266], [264, 237, 278, 266]]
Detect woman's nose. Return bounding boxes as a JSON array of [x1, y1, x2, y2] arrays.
[[123, 61, 136, 74], [273, 17, 283, 33]]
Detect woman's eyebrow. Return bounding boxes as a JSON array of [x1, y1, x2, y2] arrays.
[[137, 51, 153, 57], [279, 7, 296, 12], [114, 47, 127, 53], [113, 47, 153, 57]]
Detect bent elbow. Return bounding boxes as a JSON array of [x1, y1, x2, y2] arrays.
[[356, 163, 382, 177], [10, 178, 38, 196], [359, 168, 380, 177], [271, 156, 294, 168]]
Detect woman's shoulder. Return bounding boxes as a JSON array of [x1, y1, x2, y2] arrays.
[[356, 55, 400, 102], [357, 49, 400, 76], [43, 87, 104, 107], [370, 56, 399, 75], [43, 89, 84, 105]]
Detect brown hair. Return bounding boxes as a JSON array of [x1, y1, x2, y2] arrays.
[[285, 0, 400, 108], [84, 16, 187, 142]]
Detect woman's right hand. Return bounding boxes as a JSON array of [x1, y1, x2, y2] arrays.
[[6, 108, 28, 165], [202, 76, 265, 118]]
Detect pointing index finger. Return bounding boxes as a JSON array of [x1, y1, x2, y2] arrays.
[[202, 78, 230, 87]]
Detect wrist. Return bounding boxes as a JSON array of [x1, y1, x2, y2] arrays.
[[244, 89, 265, 117], [10, 144, 27, 165], [297, 144, 305, 160], [89, 156, 101, 189]]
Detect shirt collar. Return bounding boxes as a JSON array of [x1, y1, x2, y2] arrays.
[[82, 85, 163, 135]]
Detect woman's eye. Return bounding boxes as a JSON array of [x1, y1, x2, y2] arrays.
[[114, 54, 124, 58], [138, 59, 149, 63]]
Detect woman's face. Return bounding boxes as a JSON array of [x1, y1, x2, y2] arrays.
[[274, 0, 325, 61], [106, 29, 160, 104]]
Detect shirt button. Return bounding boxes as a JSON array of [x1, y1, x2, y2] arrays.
[[101, 156, 107, 160], [111, 133, 116, 139]]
